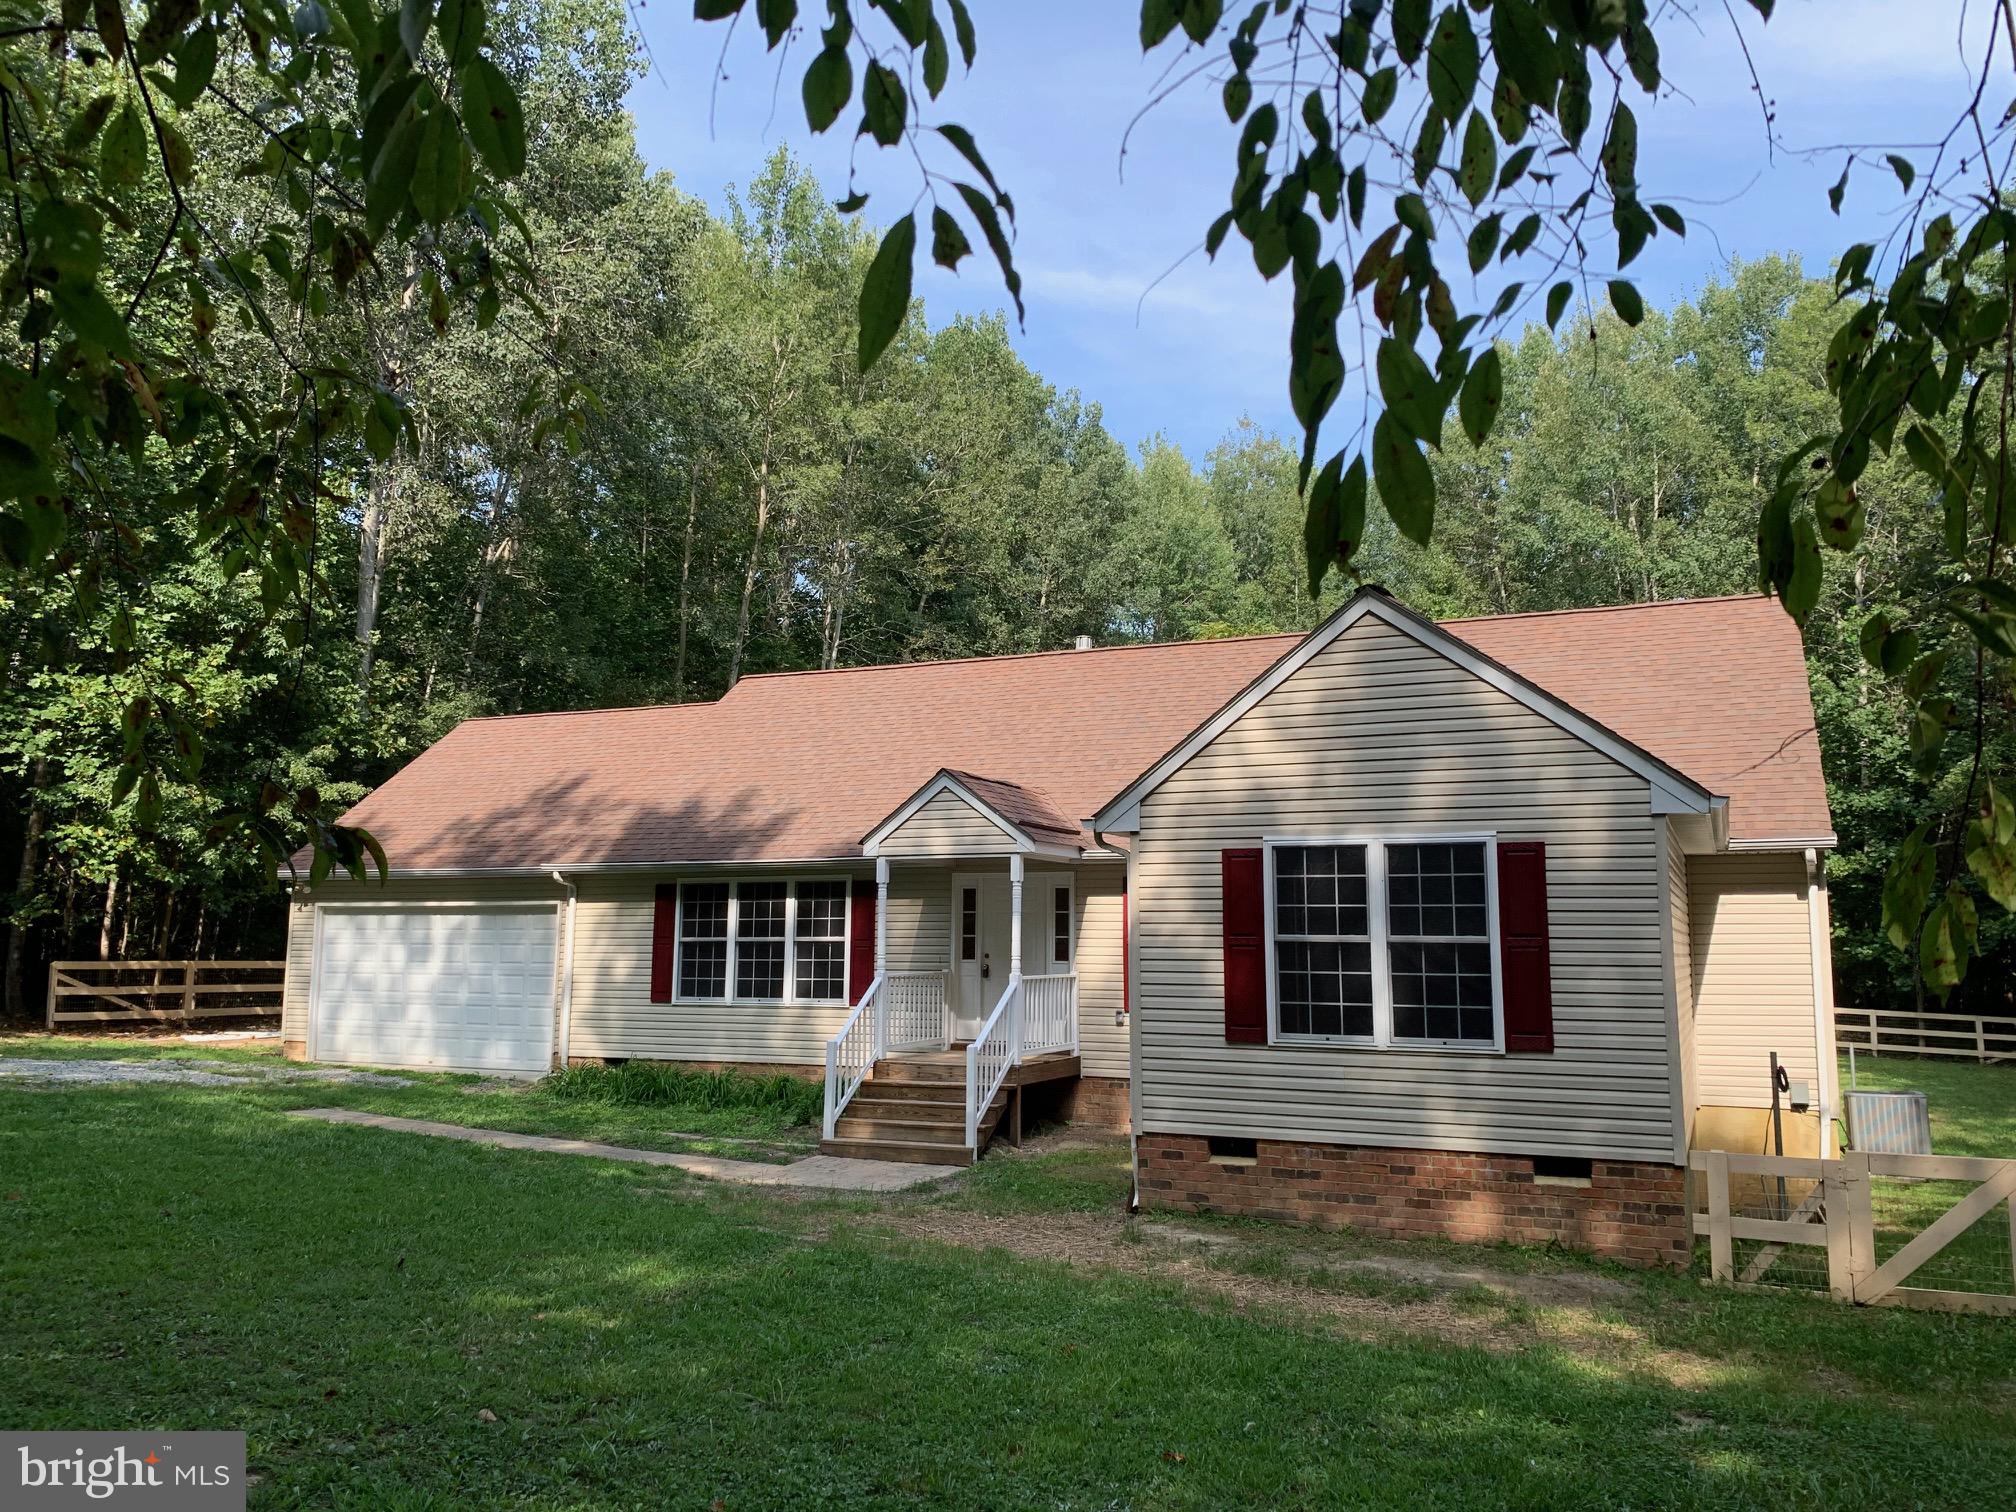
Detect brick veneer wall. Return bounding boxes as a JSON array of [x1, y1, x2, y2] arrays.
[[1136, 1133, 1689, 1269], [1047, 1075, 1131, 1132]]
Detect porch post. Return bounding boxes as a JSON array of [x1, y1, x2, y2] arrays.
[[874, 856, 889, 977], [1008, 853, 1024, 980]]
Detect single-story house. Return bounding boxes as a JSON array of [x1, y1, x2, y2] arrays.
[[283, 588, 1837, 1266]]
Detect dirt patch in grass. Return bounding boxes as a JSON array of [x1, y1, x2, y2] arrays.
[[865, 1204, 1827, 1395]]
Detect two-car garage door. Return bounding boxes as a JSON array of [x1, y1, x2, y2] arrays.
[[311, 906, 557, 1074]]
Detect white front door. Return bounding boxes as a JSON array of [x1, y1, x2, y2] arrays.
[[311, 906, 557, 1074], [952, 874, 1013, 1039]]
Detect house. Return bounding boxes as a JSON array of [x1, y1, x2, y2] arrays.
[[282, 589, 1837, 1267]]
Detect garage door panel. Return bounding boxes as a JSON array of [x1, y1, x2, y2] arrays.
[[313, 907, 556, 1073]]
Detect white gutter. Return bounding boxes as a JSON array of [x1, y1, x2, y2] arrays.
[[550, 869, 577, 1069], [1805, 847, 1837, 1157], [1094, 826, 1143, 1213]]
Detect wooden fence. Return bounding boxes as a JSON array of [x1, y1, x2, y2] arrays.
[[1835, 1006, 2016, 1063], [46, 960, 287, 1028], [1693, 1149, 2016, 1315]]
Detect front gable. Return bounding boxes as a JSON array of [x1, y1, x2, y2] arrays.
[[1094, 591, 1722, 835]]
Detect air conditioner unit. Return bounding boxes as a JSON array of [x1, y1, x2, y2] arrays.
[[1844, 1089, 1933, 1155]]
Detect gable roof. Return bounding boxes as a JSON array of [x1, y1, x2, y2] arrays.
[[862, 769, 1085, 856], [324, 592, 1830, 874]]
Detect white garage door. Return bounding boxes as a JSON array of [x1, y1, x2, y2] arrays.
[[312, 907, 557, 1074]]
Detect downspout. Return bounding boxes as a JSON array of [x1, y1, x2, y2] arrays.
[[549, 869, 577, 1071], [1804, 848, 1836, 1157], [1093, 827, 1141, 1214]]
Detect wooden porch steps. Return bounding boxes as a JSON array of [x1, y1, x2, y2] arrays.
[[819, 1049, 1081, 1167]]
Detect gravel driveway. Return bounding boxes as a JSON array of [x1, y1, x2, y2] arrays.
[[0, 1057, 411, 1088]]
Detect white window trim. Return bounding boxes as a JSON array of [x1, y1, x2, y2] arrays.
[[1050, 879, 1074, 970], [671, 875, 853, 1007], [1263, 832, 1504, 1055]]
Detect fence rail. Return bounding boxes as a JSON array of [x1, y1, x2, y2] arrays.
[[1692, 1149, 2016, 1315], [1835, 1006, 2016, 1063], [45, 960, 287, 1028]]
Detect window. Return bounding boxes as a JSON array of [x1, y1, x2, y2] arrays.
[[1052, 885, 1072, 966], [1273, 845, 1374, 1038], [676, 882, 729, 1001], [960, 886, 978, 962], [1269, 838, 1499, 1049], [793, 880, 847, 1001], [673, 879, 850, 1004]]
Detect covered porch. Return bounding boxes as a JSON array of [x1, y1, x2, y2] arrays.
[[822, 770, 1099, 1163]]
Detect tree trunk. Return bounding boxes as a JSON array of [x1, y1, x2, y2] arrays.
[[728, 448, 772, 687], [3, 756, 50, 1020], [99, 870, 118, 959], [675, 463, 699, 701], [355, 461, 395, 716]]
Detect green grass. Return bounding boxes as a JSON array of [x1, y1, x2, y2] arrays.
[[1837, 1052, 2016, 1295], [0, 1036, 820, 1160], [3, 1073, 2012, 1507]]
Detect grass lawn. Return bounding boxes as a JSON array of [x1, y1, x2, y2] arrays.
[[2, 1050, 2013, 1506], [0, 1035, 821, 1161]]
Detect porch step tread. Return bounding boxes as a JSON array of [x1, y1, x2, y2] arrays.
[[835, 1117, 974, 1142], [819, 1137, 977, 1166]]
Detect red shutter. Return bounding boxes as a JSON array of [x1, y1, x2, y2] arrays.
[[649, 883, 678, 1003], [848, 879, 877, 1004], [1221, 848, 1266, 1043], [1498, 840, 1554, 1053]]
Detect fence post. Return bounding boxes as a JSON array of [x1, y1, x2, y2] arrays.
[[1839, 1149, 1875, 1301], [1705, 1150, 1733, 1281], [1823, 1157, 1855, 1300], [180, 961, 198, 1022], [44, 961, 57, 1030]]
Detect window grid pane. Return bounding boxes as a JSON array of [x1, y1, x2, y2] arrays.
[[1273, 845, 1372, 1038], [735, 881, 787, 1000], [677, 883, 729, 1000], [1385, 843, 1493, 1043], [793, 880, 848, 1001], [960, 887, 978, 962], [1053, 887, 1071, 965]]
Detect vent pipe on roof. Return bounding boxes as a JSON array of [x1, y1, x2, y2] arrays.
[[1073, 635, 1094, 651]]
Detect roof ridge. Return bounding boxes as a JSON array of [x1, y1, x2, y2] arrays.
[[454, 700, 718, 726], [1441, 592, 1772, 626], [729, 630, 1305, 685]]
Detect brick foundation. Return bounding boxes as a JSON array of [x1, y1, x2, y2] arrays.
[[1136, 1133, 1689, 1269], [282, 1039, 308, 1062], [1041, 1075, 1131, 1132]]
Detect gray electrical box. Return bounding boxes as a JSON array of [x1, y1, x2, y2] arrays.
[[1844, 1089, 1933, 1155]]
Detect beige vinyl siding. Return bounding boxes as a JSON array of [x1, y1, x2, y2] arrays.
[[1688, 851, 1820, 1107], [1132, 614, 1678, 1163], [1073, 865, 1128, 1078], [1665, 824, 1697, 1150], [281, 876, 564, 1045], [877, 790, 1018, 856]]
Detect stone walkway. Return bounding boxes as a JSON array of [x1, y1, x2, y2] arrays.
[[286, 1108, 962, 1191]]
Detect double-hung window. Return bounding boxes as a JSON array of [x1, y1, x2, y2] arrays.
[[673, 879, 851, 1004], [1269, 837, 1500, 1049]]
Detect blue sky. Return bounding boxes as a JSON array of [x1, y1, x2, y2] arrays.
[[626, 1, 1979, 462]]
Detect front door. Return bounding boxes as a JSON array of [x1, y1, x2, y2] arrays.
[[952, 873, 1013, 1039]]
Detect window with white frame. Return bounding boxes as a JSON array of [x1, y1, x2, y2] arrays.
[[1270, 838, 1499, 1048], [1052, 884, 1072, 967], [674, 879, 850, 1004]]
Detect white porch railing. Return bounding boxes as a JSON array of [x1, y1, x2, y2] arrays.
[[965, 976, 1021, 1152], [823, 970, 950, 1139], [885, 970, 951, 1051], [1019, 972, 1078, 1056], [823, 973, 883, 1140], [964, 971, 1079, 1149]]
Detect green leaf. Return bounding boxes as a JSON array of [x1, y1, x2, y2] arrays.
[[98, 99, 148, 188], [948, 0, 977, 66], [1600, 102, 1638, 194], [1886, 152, 1915, 192], [410, 99, 467, 225], [862, 61, 906, 146], [398, 0, 433, 59], [953, 181, 1023, 323], [1458, 346, 1502, 447], [802, 46, 852, 133], [1392, 0, 1430, 65], [1426, 7, 1480, 123], [1652, 202, 1685, 236], [163, 25, 217, 107], [1828, 160, 1849, 214], [1545, 280, 1572, 329], [1303, 450, 1345, 597], [1140, 0, 1180, 48], [52, 279, 135, 357], [1372, 412, 1435, 544], [936, 124, 1010, 212], [930, 204, 970, 269], [857, 211, 915, 370], [1882, 825, 1937, 950], [1501, 211, 1540, 260], [1490, 0, 1558, 105], [1457, 110, 1496, 207], [1608, 279, 1644, 325], [1410, 108, 1446, 187], [1784, 512, 1822, 622], [1376, 337, 1444, 446], [461, 57, 524, 178], [752, 0, 794, 46], [1920, 884, 1976, 993], [1361, 66, 1397, 124], [1813, 473, 1863, 550], [1222, 73, 1251, 121], [923, 15, 949, 97], [1466, 213, 1500, 273], [434, 0, 483, 68]]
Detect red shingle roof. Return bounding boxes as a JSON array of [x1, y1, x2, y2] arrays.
[[329, 593, 1829, 871]]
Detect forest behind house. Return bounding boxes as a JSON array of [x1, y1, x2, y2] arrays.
[[1, 0, 2005, 1024]]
